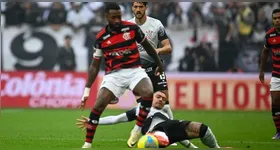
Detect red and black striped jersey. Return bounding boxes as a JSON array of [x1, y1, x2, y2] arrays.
[[94, 21, 146, 74], [265, 27, 280, 77]]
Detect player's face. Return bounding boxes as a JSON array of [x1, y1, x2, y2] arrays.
[[132, 2, 147, 19], [152, 92, 167, 109], [106, 10, 122, 29], [272, 12, 280, 29]]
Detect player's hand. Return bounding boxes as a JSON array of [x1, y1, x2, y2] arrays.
[[259, 71, 265, 83], [155, 64, 164, 76], [76, 115, 89, 131], [79, 87, 90, 110]]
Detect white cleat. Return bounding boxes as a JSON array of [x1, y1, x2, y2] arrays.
[[82, 143, 92, 148], [127, 130, 142, 147], [272, 132, 280, 140]]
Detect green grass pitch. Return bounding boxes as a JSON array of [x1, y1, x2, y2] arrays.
[[0, 109, 280, 148]]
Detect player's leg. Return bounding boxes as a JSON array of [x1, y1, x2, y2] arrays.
[[83, 73, 126, 148], [270, 78, 280, 139], [127, 68, 154, 147], [271, 91, 280, 139], [82, 87, 116, 148], [149, 120, 198, 148], [185, 122, 220, 148], [99, 106, 138, 125]]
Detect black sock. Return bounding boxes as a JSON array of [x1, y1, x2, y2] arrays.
[[85, 108, 102, 143], [136, 97, 152, 127], [272, 107, 280, 132]]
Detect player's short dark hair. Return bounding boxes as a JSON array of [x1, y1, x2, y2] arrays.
[[105, 3, 120, 14], [132, 2, 148, 6], [272, 9, 280, 17]]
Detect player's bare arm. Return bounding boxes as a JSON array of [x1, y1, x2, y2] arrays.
[[85, 58, 101, 88], [141, 39, 164, 75], [259, 46, 269, 83], [156, 39, 172, 55], [80, 56, 102, 110]]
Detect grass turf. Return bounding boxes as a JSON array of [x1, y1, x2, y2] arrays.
[[0, 109, 280, 148]]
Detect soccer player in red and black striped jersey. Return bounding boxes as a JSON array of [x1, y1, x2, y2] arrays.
[[79, 3, 164, 148], [259, 8, 280, 140]]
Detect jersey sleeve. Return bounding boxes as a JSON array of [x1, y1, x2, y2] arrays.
[[92, 41, 103, 60], [157, 21, 169, 42], [135, 25, 146, 44]]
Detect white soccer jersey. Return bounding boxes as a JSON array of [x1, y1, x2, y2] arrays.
[[128, 17, 169, 65]]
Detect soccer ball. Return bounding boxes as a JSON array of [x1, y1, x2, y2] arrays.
[[137, 134, 159, 148]]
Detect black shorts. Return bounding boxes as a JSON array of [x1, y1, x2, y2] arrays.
[[125, 107, 137, 121], [151, 119, 191, 145], [144, 63, 168, 92]]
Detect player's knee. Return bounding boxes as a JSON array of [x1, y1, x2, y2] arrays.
[[199, 124, 209, 138]]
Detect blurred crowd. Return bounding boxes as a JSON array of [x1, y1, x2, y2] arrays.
[[1, 2, 279, 72]]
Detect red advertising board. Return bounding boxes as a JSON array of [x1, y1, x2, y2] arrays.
[[1, 71, 98, 108], [1, 71, 272, 111]]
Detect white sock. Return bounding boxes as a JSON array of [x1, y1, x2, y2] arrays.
[[180, 140, 198, 148], [132, 124, 142, 132], [200, 128, 220, 148], [99, 113, 128, 125]]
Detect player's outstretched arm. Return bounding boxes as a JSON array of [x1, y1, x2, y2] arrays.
[[99, 113, 129, 125], [259, 46, 269, 83]]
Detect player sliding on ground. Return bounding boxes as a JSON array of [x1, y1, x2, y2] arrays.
[[77, 91, 221, 148]]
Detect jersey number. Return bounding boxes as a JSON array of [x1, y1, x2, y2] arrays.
[[159, 73, 166, 80]]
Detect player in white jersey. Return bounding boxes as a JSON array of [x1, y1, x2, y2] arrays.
[[123, 2, 173, 147], [76, 91, 222, 148]]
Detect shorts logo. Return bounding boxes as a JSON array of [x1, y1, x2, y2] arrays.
[[270, 33, 276, 37], [103, 34, 111, 40]]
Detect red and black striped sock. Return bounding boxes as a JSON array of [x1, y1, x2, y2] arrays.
[[136, 97, 153, 127], [85, 108, 102, 143], [272, 107, 280, 133]]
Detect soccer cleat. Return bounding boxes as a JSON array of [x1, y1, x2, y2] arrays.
[[81, 143, 92, 148], [109, 97, 119, 104], [127, 130, 142, 147], [272, 132, 280, 140]]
